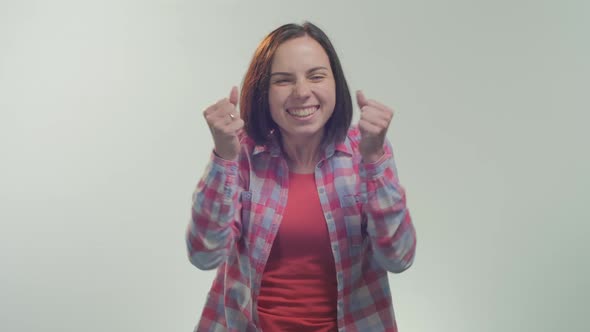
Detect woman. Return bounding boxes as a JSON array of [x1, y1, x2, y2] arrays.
[[187, 22, 416, 332]]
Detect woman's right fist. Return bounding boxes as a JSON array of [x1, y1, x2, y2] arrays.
[[203, 86, 244, 161]]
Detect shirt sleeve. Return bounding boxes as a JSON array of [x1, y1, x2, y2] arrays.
[[186, 151, 243, 270], [360, 139, 417, 273]]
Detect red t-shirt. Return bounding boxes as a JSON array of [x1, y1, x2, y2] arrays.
[[257, 172, 338, 332]]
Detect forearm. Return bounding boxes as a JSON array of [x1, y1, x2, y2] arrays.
[[186, 153, 242, 270], [361, 150, 417, 273]]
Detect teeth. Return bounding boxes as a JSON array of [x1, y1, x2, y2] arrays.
[[288, 106, 317, 117]]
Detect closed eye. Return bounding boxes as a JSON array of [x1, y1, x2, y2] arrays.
[[272, 79, 292, 85], [309, 75, 325, 82]]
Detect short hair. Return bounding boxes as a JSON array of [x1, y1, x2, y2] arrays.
[[240, 22, 353, 147]]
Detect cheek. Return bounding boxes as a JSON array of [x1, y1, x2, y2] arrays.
[[269, 86, 286, 103], [268, 89, 283, 113], [316, 81, 336, 101], [268, 89, 288, 123], [318, 87, 336, 107]]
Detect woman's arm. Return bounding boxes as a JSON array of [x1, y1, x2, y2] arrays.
[[361, 140, 417, 273], [186, 153, 243, 270]]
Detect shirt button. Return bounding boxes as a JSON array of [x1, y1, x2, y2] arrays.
[[319, 188, 325, 194]]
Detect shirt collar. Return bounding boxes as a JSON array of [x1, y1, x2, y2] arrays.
[[251, 132, 353, 159]]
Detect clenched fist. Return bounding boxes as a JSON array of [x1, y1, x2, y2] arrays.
[[203, 86, 244, 161], [356, 90, 395, 163]]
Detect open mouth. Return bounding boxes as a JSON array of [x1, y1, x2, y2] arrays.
[[286, 105, 320, 118]]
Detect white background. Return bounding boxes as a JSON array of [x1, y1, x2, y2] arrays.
[[1, 0, 588, 331]]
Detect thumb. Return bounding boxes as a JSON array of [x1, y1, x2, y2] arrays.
[[229, 86, 239, 106], [356, 90, 368, 110]]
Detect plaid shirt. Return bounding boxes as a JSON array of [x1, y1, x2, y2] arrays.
[[187, 126, 416, 332]]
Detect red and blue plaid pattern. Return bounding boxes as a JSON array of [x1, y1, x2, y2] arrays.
[[187, 126, 416, 332]]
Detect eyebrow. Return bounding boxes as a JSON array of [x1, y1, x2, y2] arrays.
[[270, 66, 329, 77]]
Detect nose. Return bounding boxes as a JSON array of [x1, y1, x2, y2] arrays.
[[292, 80, 311, 99]]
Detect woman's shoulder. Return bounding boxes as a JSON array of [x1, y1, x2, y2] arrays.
[[345, 125, 362, 144], [334, 125, 361, 154], [236, 130, 279, 159]]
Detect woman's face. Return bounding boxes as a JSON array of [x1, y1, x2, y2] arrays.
[[267, 36, 336, 143]]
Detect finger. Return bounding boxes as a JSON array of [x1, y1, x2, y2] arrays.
[[365, 99, 394, 114], [356, 90, 368, 110], [227, 118, 245, 132], [358, 118, 382, 135], [218, 112, 238, 126], [205, 107, 229, 125], [213, 117, 243, 137], [210, 118, 233, 135], [210, 100, 237, 120], [203, 103, 218, 117], [214, 96, 227, 107], [361, 111, 390, 130], [214, 107, 242, 125], [229, 86, 239, 106], [361, 105, 393, 124]]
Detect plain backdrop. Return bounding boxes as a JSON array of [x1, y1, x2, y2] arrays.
[[1, 0, 588, 331]]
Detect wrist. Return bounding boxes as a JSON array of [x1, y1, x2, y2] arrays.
[[213, 148, 238, 161], [362, 149, 385, 164]]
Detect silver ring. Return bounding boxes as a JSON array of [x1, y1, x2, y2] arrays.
[[229, 113, 235, 120]]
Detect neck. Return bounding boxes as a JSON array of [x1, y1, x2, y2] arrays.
[[280, 132, 323, 174]]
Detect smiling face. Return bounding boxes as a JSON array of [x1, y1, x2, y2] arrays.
[[267, 35, 336, 144]]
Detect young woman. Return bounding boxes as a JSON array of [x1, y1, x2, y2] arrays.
[[187, 22, 417, 332]]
